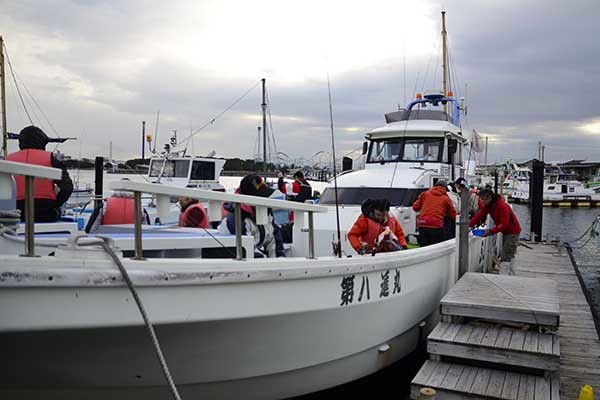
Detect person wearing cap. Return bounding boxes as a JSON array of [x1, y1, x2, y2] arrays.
[[412, 179, 457, 246], [454, 177, 480, 218], [5, 125, 73, 222], [468, 188, 521, 274]]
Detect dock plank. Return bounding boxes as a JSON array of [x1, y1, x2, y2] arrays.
[[485, 370, 506, 397]]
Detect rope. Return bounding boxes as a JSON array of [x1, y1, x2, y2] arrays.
[[173, 80, 261, 151], [79, 237, 182, 400], [3, 43, 33, 125]]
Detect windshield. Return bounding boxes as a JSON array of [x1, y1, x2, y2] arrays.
[[367, 137, 444, 163], [319, 187, 426, 206], [148, 159, 190, 178]]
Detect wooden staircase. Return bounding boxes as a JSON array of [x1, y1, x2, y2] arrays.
[[411, 273, 561, 399]]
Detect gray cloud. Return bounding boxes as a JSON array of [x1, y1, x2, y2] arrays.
[[2, 0, 600, 164]]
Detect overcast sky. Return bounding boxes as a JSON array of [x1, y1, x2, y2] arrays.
[[1, 0, 599, 164]]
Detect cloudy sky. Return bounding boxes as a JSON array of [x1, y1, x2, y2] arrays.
[[1, 0, 599, 164]]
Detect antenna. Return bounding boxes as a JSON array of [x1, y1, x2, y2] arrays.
[[327, 73, 342, 258]]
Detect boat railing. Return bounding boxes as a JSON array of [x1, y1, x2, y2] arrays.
[[0, 160, 62, 257], [109, 180, 328, 261]]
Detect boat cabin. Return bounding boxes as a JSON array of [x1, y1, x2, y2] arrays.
[[148, 156, 226, 191]]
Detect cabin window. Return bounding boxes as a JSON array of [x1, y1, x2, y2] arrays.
[[190, 161, 216, 180], [367, 137, 444, 163], [547, 186, 555, 190], [319, 187, 426, 207], [148, 160, 190, 178]]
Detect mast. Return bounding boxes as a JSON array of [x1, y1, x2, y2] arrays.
[[141, 121, 146, 160], [0, 36, 7, 158], [441, 11, 448, 115], [261, 78, 267, 172]]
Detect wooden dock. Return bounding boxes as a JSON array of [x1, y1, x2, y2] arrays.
[[411, 242, 600, 399]]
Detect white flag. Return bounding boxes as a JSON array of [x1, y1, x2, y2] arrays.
[[471, 129, 483, 153]]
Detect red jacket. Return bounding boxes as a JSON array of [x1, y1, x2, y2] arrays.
[[6, 149, 57, 201], [348, 214, 407, 252], [469, 196, 521, 235], [412, 186, 457, 229]]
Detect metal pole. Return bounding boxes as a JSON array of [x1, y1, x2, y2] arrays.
[[133, 191, 144, 260], [234, 203, 244, 260], [458, 188, 469, 278], [142, 121, 146, 160], [530, 160, 544, 242], [261, 78, 267, 172], [484, 136, 488, 168], [94, 156, 104, 210], [308, 212, 315, 259], [23, 176, 35, 257], [0, 35, 7, 158], [494, 169, 499, 194], [441, 11, 448, 115]]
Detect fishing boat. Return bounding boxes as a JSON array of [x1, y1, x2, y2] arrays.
[[0, 12, 493, 399]]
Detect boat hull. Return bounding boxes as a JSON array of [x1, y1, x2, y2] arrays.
[[0, 238, 484, 399]]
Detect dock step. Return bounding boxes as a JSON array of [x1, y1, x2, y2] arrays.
[[440, 273, 560, 327], [411, 360, 560, 399], [428, 322, 560, 371]]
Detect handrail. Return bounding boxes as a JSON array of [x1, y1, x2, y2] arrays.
[[0, 160, 62, 257], [109, 180, 327, 261]]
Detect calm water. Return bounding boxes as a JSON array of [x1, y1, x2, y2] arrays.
[[70, 170, 600, 399]]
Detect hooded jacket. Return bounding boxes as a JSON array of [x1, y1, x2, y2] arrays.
[[412, 186, 457, 229], [469, 195, 521, 236]]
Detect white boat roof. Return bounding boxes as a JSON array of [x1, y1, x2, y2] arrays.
[[366, 120, 464, 141]]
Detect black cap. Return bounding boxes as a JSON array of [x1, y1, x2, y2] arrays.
[[455, 177, 468, 188], [18, 125, 49, 150]]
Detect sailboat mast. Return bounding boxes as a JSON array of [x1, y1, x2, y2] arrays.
[[261, 78, 267, 172], [0, 35, 7, 158], [441, 11, 448, 114]]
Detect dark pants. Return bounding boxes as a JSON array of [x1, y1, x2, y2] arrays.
[[17, 199, 61, 223], [417, 227, 445, 247]]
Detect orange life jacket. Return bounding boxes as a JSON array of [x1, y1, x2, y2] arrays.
[[102, 196, 135, 225], [179, 202, 209, 228], [5, 149, 57, 201], [362, 216, 402, 252]]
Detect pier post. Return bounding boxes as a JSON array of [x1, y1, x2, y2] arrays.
[[94, 156, 104, 211], [530, 159, 544, 242], [458, 187, 470, 278]]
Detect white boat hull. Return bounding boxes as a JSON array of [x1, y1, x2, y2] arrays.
[[0, 238, 484, 399]]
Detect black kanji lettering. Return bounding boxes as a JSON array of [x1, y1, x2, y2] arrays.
[[340, 275, 355, 306], [358, 276, 371, 302], [393, 269, 401, 294], [380, 270, 390, 298]]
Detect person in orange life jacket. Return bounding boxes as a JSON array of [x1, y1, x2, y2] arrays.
[[412, 180, 457, 247], [348, 199, 408, 255], [178, 197, 209, 228], [279, 171, 312, 203], [218, 174, 284, 257], [5, 125, 73, 222], [469, 188, 521, 263]]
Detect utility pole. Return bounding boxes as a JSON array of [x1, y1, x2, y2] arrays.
[[538, 141, 542, 160], [0, 36, 7, 158], [261, 78, 267, 172], [541, 145, 545, 162]]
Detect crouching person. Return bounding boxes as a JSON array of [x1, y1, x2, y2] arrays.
[[178, 197, 209, 228], [348, 199, 408, 255]]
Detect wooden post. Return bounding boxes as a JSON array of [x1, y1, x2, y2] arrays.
[[23, 176, 35, 257], [235, 203, 244, 260], [458, 188, 470, 278]]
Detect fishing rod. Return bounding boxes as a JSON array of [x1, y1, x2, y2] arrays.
[[327, 73, 342, 258]]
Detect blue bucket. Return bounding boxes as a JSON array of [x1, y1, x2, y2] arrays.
[[472, 229, 485, 237]]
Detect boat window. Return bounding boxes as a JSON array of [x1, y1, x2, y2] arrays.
[[367, 139, 403, 163], [319, 187, 426, 207], [367, 137, 445, 163], [191, 161, 216, 180], [402, 138, 443, 162], [148, 160, 190, 178], [547, 186, 555, 190]]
